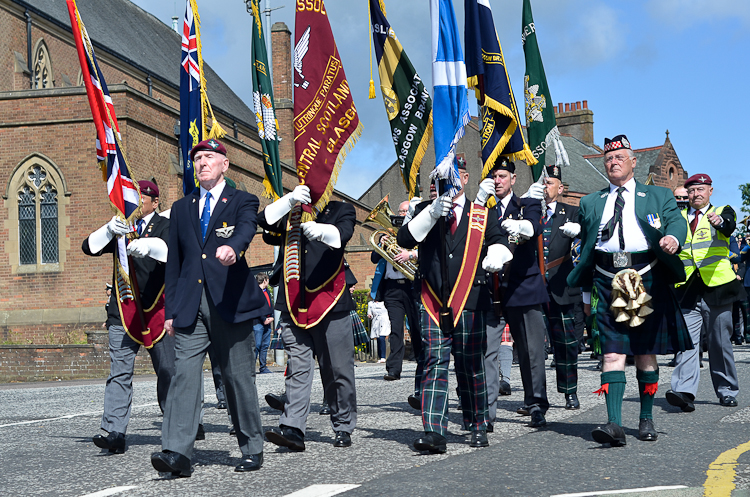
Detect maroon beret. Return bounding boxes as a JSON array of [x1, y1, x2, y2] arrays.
[[684, 173, 712, 188], [190, 139, 227, 161], [138, 180, 159, 197]]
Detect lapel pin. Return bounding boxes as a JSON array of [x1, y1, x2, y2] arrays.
[[222, 198, 228, 203], [637, 192, 646, 197], [192, 198, 196, 203], [600, 193, 607, 198]]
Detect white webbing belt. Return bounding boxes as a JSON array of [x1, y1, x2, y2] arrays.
[[595, 259, 658, 279]]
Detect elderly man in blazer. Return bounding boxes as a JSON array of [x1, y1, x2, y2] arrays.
[[540, 165, 584, 410], [151, 139, 270, 476], [568, 134, 691, 447]]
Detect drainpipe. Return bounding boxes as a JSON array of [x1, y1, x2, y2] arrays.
[[25, 9, 32, 88], [147, 75, 152, 97]]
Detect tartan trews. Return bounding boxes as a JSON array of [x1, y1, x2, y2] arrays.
[[547, 301, 578, 394], [420, 310, 488, 436]]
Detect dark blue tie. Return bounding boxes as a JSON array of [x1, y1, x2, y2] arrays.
[[136, 219, 145, 236], [201, 192, 212, 241]]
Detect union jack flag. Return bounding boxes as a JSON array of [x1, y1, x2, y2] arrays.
[[180, 0, 203, 196], [67, 0, 141, 280]]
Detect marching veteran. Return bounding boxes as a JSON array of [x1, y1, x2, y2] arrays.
[[666, 174, 742, 411], [258, 183, 359, 451], [151, 139, 270, 476], [82, 180, 173, 454], [398, 160, 511, 453], [567, 134, 691, 447]]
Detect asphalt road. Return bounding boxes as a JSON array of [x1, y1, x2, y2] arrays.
[[1, 346, 749, 497]]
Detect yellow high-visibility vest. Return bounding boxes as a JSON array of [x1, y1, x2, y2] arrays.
[[677, 205, 735, 287]]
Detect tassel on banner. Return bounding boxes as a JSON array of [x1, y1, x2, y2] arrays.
[[369, 79, 376, 99]]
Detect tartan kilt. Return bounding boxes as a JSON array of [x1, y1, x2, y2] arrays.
[[350, 310, 370, 349], [593, 260, 692, 356]]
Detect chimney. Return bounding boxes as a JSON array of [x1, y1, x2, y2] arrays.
[[555, 99, 595, 147], [272, 22, 294, 164]]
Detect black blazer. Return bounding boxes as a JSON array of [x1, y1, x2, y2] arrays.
[[397, 199, 503, 312], [543, 202, 582, 305], [165, 185, 270, 327], [258, 201, 357, 313], [83, 212, 169, 325], [496, 194, 549, 308]]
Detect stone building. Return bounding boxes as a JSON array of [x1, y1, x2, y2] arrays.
[[0, 0, 375, 344]]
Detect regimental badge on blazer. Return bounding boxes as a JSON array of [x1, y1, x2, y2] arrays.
[[646, 213, 661, 229], [216, 222, 234, 238]]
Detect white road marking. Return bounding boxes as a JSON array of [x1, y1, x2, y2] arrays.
[[283, 484, 361, 497], [550, 485, 688, 497], [0, 403, 158, 428], [78, 486, 138, 497]]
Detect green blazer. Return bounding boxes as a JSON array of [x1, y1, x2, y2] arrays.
[[567, 180, 688, 288]]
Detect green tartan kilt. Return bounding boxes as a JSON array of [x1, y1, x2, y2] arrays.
[[592, 261, 692, 356]]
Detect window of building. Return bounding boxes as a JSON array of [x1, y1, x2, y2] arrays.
[[669, 167, 675, 180], [4, 155, 70, 274], [32, 39, 54, 89]]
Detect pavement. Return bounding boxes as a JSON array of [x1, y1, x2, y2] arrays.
[[1, 346, 749, 497]]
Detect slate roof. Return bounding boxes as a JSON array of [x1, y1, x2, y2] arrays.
[[14, 0, 256, 127]]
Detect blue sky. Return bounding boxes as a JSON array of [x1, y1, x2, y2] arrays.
[[132, 0, 750, 216]]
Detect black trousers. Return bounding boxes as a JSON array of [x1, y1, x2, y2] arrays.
[[383, 280, 422, 380]]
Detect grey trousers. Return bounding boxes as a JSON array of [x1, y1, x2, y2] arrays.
[[484, 312, 506, 424], [101, 324, 175, 434], [162, 290, 263, 458], [279, 311, 357, 435], [672, 298, 740, 399], [506, 305, 549, 412]]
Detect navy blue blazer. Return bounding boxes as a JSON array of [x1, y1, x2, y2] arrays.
[[165, 185, 270, 327], [496, 193, 549, 308]]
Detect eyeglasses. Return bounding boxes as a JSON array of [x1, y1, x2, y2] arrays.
[[675, 196, 688, 201], [604, 155, 632, 165]]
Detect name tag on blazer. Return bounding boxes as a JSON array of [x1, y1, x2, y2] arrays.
[[215, 225, 235, 238], [646, 213, 661, 229]]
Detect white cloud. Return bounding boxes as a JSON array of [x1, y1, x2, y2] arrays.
[[646, 0, 750, 28]]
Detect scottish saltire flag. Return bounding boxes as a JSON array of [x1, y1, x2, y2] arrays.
[[67, 0, 140, 281], [180, 0, 226, 196], [465, 0, 536, 182], [522, 0, 568, 181], [250, 0, 283, 200], [370, 0, 432, 198], [430, 0, 470, 195]]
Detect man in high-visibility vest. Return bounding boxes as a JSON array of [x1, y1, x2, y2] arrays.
[[666, 173, 743, 412]]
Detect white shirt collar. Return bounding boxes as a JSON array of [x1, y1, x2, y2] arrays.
[[200, 179, 226, 200], [453, 192, 466, 208], [609, 177, 636, 193], [690, 204, 709, 216], [140, 211, 155, 226], [498, 192, 513, 211], [547, 200, 557, 213]]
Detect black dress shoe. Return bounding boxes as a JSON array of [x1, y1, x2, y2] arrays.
[[666, 390, 695, 412], [151, 450, 191, 477], [235, 453, 263, 472], [516, 405, 531, 416], [413, 431, 447, 454], [666, 355, 677, 367], [529, 410, 547, 428], [638, 418, 657, 441], [720, 395, 738, 407], [319, 401, 332, 415], [498, 380, 512, 396], [265, 425, 306, 452], [216, 400, 227, 410], [470, 431, 489, 447], [229, 425, 236, 436], [565, 393, 580, 410], [195, 424, 205, 441], [486, 422, 494, 433], [92, 431, 125, 454], [333, 431, 352, 447], [384, 373, 400, 381], [265, 392, 288, 411], [407, 394, 421, 411], [591, 422, 626, 447]]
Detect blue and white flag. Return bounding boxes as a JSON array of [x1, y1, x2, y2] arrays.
[[430, 0, 470, 195]]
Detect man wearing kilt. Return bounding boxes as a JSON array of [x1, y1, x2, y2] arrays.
[[567, 134, 691, 446], [398, 163, 511, 453], [541, 165, 584, 410]]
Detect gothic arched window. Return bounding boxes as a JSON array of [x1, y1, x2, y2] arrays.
[[33, 39, 54, 89]]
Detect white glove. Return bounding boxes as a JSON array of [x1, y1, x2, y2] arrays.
[[475, 178, 495, 206], [264, 185, 312, 224], [521, 182, 545, 200], [403, 196, 422, 223], [559, 222, 581, 238], [407, 194, 452, 243], [301, 221, 341, 248], [482, 243, 513, 272], [107, 216, 130, 236], [126, 237, 168, 262], [501, 219, 534, 239]]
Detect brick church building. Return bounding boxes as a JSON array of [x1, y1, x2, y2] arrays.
[[0, 0, 376, 344]]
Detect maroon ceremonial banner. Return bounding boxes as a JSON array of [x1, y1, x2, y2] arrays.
[[117, 286, 165, 348], [294, 0, 362, 222], [422, 204, 489, 327]]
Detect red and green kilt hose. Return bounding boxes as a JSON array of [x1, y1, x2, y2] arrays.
[[593, 258, 692, 356]]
